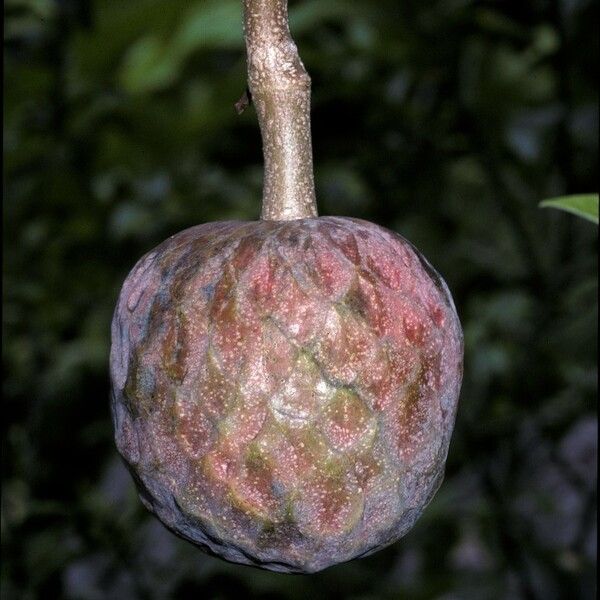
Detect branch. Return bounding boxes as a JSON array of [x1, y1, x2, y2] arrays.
[[242, 0, 318, 220]]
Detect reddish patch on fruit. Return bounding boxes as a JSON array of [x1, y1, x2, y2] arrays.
[[231, 235, 263, 271], [353, 452, 382, 491], [175, 391, 215, 459], [403, 307, 428, 346], [221, 395, 268, 446], [309, 245, 354, 300], [385, 342, 419, 388], [269, 273, 324, 345], [365, 249, 404, 290], [212, 299, 243, 365], [356, 351, 399, 411], [327, 228, 361, 263], [295, 468, 364, 537], [260, 319, 297, 391], [243, 252, 276, 304], [195, 352, 236, 421], [203, 443, 238, 484], [430, 303, 446, 328]]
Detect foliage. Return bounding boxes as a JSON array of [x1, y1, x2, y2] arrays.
[[3, 0, 598, 599], [539, 194, 599, 224]]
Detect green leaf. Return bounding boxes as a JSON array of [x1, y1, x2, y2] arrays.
[[117, 0, 368, 94], [119, 35, 181, 93], [172, 0, 243, 53], [290, 0, 364, 33], [539, 194, 599, 224], [119, 0, 243, 94]]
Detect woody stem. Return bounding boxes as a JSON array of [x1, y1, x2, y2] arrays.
[[242, 0, 318, 221]]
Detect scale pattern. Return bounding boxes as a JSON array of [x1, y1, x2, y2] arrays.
[[110, 216, 463, 573]]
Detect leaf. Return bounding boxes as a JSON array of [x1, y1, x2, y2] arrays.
[[118, 1, 243, 94], [290, 0, 363, 33], [539, 194, 599, 224], [172, 0, 243, 53], [119, 35, 181, 93], [118, 0, 369, 94]]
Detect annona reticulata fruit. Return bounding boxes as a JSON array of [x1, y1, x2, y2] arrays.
[[110, 216, 463, 573]]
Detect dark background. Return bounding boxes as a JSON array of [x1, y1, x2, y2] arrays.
[[3, 0, 598, 598]]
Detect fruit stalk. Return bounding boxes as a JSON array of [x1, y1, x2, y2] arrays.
[[243, 0, 318, 221]]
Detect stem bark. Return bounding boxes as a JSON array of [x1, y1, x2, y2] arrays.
[[242, 0, 318, 220]]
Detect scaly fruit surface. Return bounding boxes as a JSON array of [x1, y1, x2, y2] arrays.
[[110, 216, 463, 573]]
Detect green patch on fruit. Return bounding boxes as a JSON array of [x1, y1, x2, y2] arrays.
[[320, 456, 349, 479], [175, 486, 220, 535], [124, 355, 159, 417], [245, 441, 269, 469], [162, 308, 190, 383], [320, 388, 378, 453]]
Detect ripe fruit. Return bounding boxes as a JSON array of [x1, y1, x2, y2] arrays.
[[110, 0, 463, 574], [111, 218, 462, 572]]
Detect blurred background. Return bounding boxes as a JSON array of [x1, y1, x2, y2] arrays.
[[3, 0, 598, 598]]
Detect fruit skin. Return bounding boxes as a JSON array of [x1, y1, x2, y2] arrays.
[[110, 216, 463, 573]]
